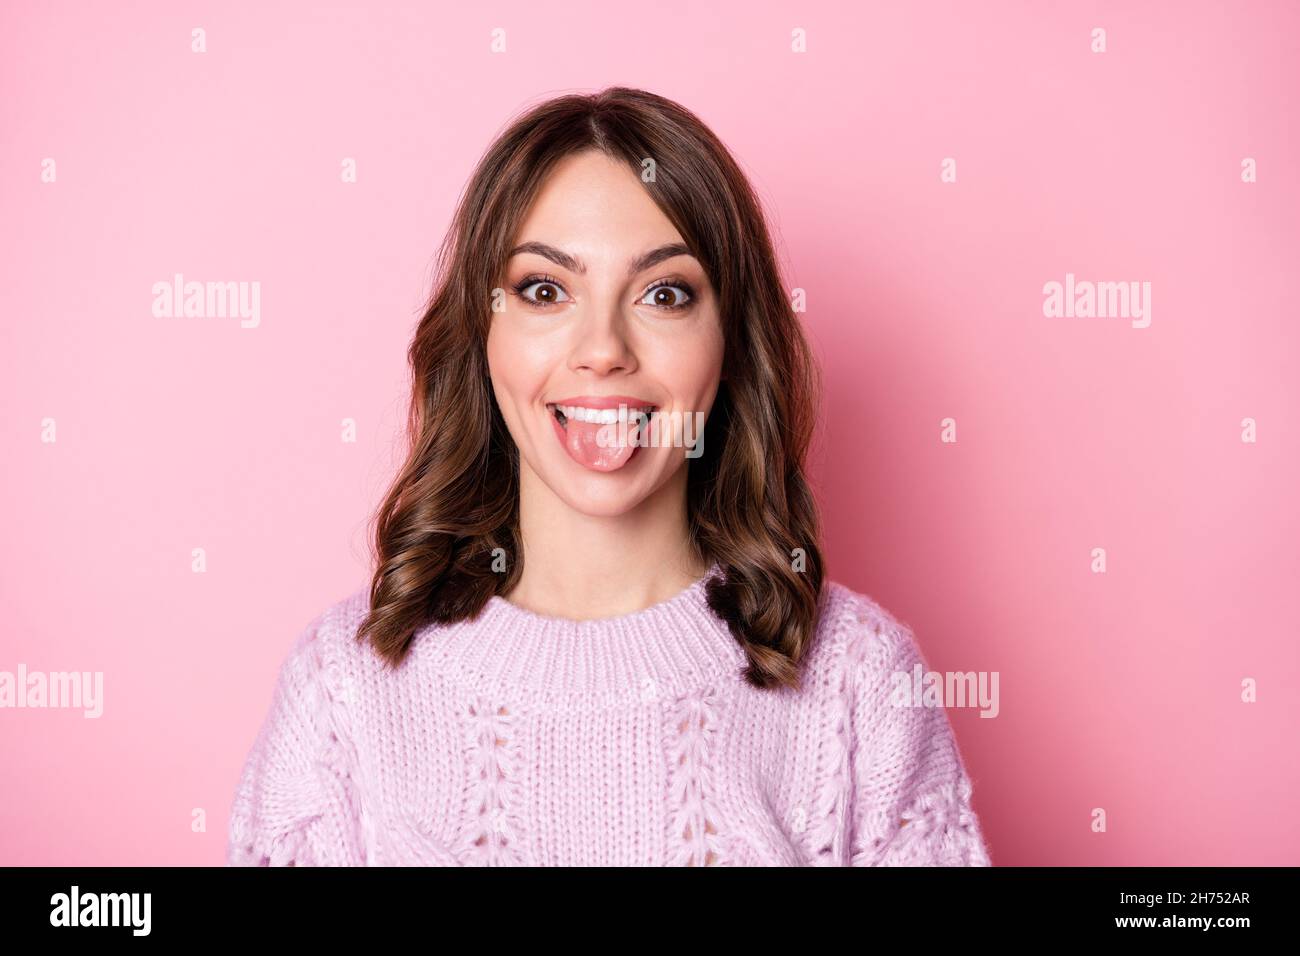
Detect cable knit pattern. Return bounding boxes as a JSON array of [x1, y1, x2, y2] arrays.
[[453, 698, 527, 865], [226, 565, 993, 866], [664, 686, 724, 866], [226, 611, 367, 866]]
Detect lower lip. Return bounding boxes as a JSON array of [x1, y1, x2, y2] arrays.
[[549, 408, 644, 473]]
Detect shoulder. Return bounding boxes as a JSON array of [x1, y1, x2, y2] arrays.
[[311, 585, 373, 650], [806, 579, 931, 696], [804, 582, 992, 865], [276, 585, 374, 699]]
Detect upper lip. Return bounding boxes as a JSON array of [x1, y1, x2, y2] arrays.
[[547, 395, 657, 409]]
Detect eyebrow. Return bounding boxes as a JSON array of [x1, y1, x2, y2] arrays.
[[507, 241, 695, 279]]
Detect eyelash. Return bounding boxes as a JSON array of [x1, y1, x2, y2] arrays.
[[510, 273, 696, 313]]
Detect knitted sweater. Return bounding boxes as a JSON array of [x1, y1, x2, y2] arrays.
[[226, 565, 992, 866]]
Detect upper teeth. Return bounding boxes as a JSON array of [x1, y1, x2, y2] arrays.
[[554, 404, 652, 424]]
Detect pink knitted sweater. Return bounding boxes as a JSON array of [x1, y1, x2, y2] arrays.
[[226, 565, 992, 866]]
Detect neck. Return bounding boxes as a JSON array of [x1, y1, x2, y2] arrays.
[[507, 459, 708, 619]]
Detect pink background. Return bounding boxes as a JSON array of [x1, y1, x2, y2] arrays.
[[3, 0, 1297, 865]]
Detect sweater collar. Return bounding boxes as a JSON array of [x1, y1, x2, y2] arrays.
[[415, 562, 746, 706]]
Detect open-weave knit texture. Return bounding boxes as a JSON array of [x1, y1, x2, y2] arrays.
[[227, 566, 992, 866]]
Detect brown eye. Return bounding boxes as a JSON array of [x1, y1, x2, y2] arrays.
[[514, 279, 570, 307], [639, 282, 693, 310]]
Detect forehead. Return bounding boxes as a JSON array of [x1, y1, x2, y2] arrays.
[[512, 150, 683, 250]]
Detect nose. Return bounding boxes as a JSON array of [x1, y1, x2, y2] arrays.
[[566, 297, 637, 376]]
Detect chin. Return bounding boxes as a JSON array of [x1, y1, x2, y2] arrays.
[[546, 473, 657, 518], [535, 447, 681, 518]]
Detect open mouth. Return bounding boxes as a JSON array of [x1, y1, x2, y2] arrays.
[[545, 402, 658, 472], [546, 403, 656, 428]]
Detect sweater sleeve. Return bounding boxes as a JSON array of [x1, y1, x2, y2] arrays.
[[226, 609, 366, 866], [846, 613, 992, 866]]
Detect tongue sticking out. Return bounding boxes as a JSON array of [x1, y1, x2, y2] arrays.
[[559, 415, 643, 472]]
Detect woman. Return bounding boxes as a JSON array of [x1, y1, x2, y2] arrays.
[[226, 87, 992, 866]]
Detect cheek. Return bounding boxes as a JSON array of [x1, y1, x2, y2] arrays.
[[659, 325, 725, 410], [486, 321, 545, 406]]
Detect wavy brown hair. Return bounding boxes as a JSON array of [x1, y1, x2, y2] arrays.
[[357, 87, 825, 690]]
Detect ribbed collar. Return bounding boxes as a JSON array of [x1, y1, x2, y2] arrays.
[[415, 562, 746, 707]]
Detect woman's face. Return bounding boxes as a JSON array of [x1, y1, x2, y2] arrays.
[[487, 149, 724, 519]]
